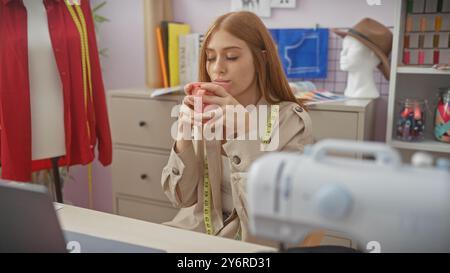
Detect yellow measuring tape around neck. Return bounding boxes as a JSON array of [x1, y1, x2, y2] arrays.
[[203, 145, 213, 235], [262, 105, 279, 144], [65, 0, 94, 209], [203, 105, 279, 237]]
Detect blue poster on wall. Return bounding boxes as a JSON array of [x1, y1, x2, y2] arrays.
[[269, 28, 329, 79]]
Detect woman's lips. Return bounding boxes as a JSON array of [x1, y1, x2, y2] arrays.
[[213, 81, 231, 90]]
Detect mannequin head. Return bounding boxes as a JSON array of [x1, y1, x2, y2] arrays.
[[339, 36, 381, 99], [340, 36, 380, 72]]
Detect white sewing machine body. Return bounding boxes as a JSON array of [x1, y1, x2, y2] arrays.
[[247, 140, 450, 253]]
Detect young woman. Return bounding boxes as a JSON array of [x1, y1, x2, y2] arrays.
[[161, 11, 313, 245]]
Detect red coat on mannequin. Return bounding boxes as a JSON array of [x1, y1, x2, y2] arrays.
[[0, 0, 112, 182]]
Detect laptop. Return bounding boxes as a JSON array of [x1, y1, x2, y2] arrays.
[[0, 180, 166, 253]]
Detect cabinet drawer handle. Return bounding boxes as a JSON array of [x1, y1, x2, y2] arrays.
[[140, 174, 148, 180], [139, 121, 147, 127]]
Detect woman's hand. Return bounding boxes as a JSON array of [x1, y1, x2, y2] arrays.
[[198, 82, 241, 108], [174, 84, 210, 153], [179, 83, 215, 130], [195, 83, 250, 140]]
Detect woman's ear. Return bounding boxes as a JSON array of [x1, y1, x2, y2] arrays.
[[262, 50, 268, 62]]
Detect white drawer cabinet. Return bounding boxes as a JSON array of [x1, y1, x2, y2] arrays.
[[308, 99, 375, 142], [109, 97, 178, 150], [113, 148, 171, 203], [108, 89, 183, 224]]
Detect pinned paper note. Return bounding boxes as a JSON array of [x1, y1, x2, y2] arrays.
[[231, 0, 272, 18]]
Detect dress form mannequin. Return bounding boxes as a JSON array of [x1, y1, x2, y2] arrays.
[[340, 36, 381, 99], [23, 0, 66, 160], [23, 0, 66, 202], [1, 0, 113, 185]]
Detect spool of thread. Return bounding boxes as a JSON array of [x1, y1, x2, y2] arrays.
[[434, 49, 440, 64], [420, 17, 427, 32], [419, 34, 425, 48], [435, 16, 442, 32], [401, 107, 411, 118], [414, 103, 422, 120], [404, 35, 410, 48], [418, 50, 425, 64], [404, 50, 411, 64], [433, 34, 440, 48], [406, 16, 413, 32]]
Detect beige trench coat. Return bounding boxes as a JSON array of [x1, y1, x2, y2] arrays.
[[160, 97, 313, 246]]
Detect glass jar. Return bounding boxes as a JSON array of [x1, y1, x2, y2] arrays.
[[434, 88, 450, 143], [396, 98, 427, 142]]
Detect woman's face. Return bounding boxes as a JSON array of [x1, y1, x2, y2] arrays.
[[205, 29, 258, 102]]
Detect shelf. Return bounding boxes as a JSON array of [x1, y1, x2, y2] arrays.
[[387, 1, 450, 156], [406, 12, 450, 15], [390, 139, 450, 154], [396, 66, 450, 75]]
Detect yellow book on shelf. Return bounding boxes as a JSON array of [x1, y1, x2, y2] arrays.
[[168, 22, 190, 87], [156, 27, 169, 88]]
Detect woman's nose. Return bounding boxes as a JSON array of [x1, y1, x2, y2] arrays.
[[212, 58, 226, 75]]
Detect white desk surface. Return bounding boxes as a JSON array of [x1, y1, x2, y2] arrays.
[[57, 205, 276, 253]]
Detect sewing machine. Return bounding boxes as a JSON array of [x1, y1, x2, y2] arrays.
[[247, 139, 450, 253]]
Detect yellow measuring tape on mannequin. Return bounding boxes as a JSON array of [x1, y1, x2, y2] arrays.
[[203, 105, 279, 238], [65, 0, 94, 209]]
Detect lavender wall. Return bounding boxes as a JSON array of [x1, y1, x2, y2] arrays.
[[65, 0, 397, 212]]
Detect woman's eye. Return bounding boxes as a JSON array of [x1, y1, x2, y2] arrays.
[[206, 56, 238, 62]]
